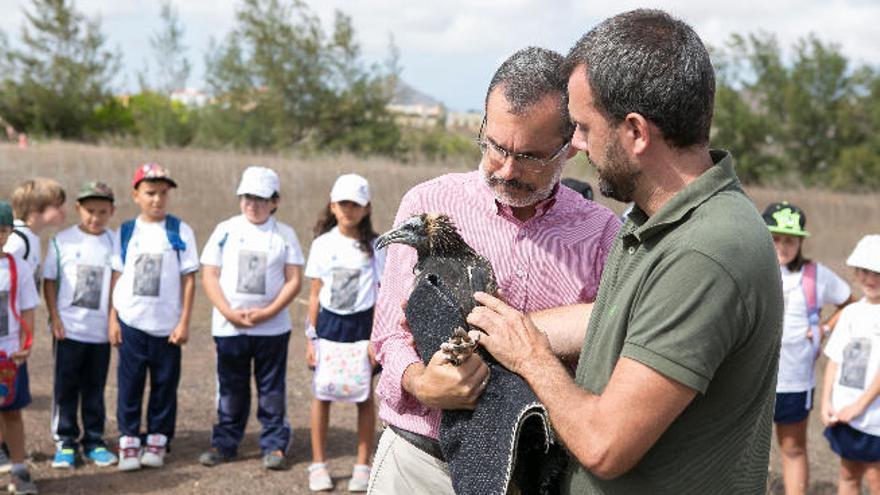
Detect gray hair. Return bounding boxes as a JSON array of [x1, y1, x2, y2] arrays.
[[564, 9, 715, 148], [485, 47, 574, 138]]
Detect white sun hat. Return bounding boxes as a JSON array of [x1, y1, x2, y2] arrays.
[[846, 234, 880, 273], [236, 166, 280, 199], [330, 173, 370, 206]]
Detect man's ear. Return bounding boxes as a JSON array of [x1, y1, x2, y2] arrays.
[[623, 112, 651, 156]]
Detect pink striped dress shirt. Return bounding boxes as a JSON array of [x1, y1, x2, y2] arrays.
[[372, 170, 621, 438]]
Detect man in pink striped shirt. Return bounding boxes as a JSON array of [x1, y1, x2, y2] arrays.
[[368, 46, 620, 494]]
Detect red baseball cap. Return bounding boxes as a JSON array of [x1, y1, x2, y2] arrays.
[[132, 163, 178, 189]]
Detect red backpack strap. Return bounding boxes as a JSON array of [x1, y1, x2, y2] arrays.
[[5, 254, 33, 352]]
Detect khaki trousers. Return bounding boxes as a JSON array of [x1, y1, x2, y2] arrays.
[[367, 427, 455, 495]]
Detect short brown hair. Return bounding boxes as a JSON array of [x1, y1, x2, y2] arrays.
[[11, 178, 66, 220]]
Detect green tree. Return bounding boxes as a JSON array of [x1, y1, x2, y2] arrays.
[[145, 1, 191, 94], [0, 0, 119, 139], [199, 0, 399, 153]]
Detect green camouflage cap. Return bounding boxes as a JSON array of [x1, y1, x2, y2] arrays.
[[762, 201, 810, 237], [77, 181, 115, 203], [0, 201, 12, 226]]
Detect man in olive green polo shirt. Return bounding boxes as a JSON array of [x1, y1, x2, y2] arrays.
[[467, 9, 783, 494]]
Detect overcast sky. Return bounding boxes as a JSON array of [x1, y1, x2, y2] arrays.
[[1, 0, 878, 111]]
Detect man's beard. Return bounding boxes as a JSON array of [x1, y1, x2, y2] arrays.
[[593, 137, 639, 203], [480, 161, 563, 208]]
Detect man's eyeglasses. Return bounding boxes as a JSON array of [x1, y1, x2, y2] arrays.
[[476, 119, 570, 172]]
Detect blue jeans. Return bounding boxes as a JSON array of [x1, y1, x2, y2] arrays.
[[53, 338, 111, 450], [211, 332, 291, 456], [116, 320, 181, 441]]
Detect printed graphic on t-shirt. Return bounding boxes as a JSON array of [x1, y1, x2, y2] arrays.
[[0, 291, 7, 337], [237, 250, 267, 295], [330, 267, 360, 311], [72, 264, 104, 310], [841, 338, 872, 389], [133, 254, 162, 297]]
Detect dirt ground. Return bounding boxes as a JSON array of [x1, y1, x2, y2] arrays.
[[21, 297, 376, 494]]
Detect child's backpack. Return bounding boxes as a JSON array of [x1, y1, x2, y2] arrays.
[[10, 230, 30, 261], [119, 214, 186, 264], [0, 254, 33, 407], [803, 262, 820, 349]]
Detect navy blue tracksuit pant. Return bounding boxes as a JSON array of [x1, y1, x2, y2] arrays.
[[212, 332, 291, 457], [117, 320, 181, 441], [52, 338, 111, 451]]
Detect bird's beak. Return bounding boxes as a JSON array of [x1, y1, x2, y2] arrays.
[[375, 226, 415, 250]]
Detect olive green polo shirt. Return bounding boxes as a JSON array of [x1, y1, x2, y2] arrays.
[[564, 150, 783, 494]]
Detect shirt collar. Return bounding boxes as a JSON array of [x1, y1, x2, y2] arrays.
[[626, 150, 739, 243]]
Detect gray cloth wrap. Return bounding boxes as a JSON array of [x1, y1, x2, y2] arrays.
[[405, 274, 566, 495]]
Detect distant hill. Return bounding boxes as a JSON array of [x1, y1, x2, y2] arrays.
[[391, 80, 443, 108]]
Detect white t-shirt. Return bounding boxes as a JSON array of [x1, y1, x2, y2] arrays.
[[0, 254, 40, 356], [111, 217, 200, 336], [777, 263, 851, 392], [42, 225, 115, 344], [3, 221, 41, 293], [824, 299, 880, 436], [201, 215, 304, 337], [304, 227, 386, 315]]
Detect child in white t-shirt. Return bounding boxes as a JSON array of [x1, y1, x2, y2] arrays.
[[3, 178, 67, 294], [108, 164, 200, 472], [304, 174, 385, 493], [821, 235, 880, 494], [43, 182, 118, 470], [0, 201, 39, 494], [762, 202, 854, 494], [197, 166, 304, 470]]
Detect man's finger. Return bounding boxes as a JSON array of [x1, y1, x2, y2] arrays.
[[467, 306, 504, 334], [474, 291, 517, 317]]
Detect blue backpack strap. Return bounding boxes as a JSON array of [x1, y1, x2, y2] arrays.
[[164, 214, 186, 261], [120, 219, 137, 265]]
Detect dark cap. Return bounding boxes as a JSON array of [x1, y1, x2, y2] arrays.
[[762, 201, 810, 237], [0, 201, 12, 227], [77, 181, 115, 203]]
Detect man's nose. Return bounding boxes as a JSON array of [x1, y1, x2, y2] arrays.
[[494, 155, 521, 179]]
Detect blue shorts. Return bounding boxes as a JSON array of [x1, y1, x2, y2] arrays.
[[0, 363, 31, 412], [825, 424, 880, 462], [774, 390, 813, 424], [316, 307, 374, 343]]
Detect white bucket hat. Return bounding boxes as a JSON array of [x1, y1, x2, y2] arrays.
[[237, 166, 280, 199], [847, 235, 880, 273], [330, 174, 370, 207]]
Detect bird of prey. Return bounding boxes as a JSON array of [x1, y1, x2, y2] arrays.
[[376, 213, 565, 495]]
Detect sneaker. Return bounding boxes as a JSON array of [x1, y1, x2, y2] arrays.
[[347, 464, 370, 492], [308, 463, 333, 492], [117, 436, 141, 472], [50, 448, 76, 469], [140, 434, 167, 468], [85, 447, 117, 467], [0, 448, 10, 474], [8, 469, 38, 495], [198, 448, 235, 467], [262, 450, 286, 471]]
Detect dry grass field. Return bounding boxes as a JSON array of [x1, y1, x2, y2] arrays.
[[1, 141, 879, 494]]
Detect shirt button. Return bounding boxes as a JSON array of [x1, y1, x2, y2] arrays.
[[628, 247, 636, 255], [516, 269, 526, 277]]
